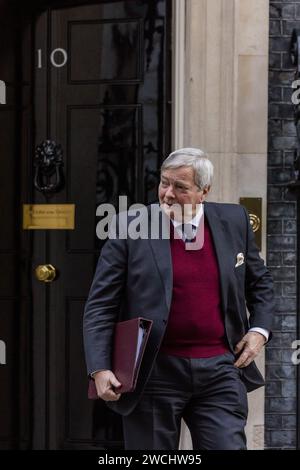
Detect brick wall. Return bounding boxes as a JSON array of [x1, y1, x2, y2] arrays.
[[267, 0, 298, 449]]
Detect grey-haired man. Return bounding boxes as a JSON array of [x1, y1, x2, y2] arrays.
[[83, 148, 274, 450]]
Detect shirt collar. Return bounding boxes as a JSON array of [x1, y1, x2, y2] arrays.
[[171, 203, 204, 228]]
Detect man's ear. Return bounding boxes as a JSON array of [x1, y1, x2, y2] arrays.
[[203, 185, 210, 195], [201, 186, 210, 201]]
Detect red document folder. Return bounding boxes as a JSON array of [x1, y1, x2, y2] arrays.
[[88, 317, 153, 398]]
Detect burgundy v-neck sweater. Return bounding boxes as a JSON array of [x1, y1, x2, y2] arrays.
[[160, 218, 229, 358]]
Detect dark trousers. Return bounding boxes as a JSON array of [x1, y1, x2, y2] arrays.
[[122, 351, 248, 450]]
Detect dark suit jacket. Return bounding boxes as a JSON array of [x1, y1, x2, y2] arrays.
[[83, 202, 274, 416]]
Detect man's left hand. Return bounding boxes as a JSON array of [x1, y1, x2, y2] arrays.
[[234, 331, 266, 368]]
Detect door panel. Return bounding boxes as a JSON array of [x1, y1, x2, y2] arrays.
[[30, 0, 171, 450]]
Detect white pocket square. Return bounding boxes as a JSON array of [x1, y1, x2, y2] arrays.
[[235, 253, 244, 267]]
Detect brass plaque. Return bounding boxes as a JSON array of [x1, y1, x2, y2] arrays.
[[23, 204, 75, 230], [239, 198, 262, 250]]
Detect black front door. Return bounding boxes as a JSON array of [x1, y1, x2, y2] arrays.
[[0, 0, 171, 450]]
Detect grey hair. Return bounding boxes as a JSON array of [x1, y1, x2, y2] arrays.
[[161, 147, 213, 190]]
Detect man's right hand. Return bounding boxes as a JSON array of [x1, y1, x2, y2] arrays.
[[93, 370, 122, 402]]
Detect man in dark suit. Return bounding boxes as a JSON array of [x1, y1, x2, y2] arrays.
[[83, 148, 274, 450]]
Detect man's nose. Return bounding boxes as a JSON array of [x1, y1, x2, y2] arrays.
[[165, 185, 175, 199]]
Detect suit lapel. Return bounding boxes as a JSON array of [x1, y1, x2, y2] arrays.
[[204, 202, 231, 314], [147, 205, 173, 311]]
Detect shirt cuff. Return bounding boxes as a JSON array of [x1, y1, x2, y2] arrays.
[[90, 369, 105, 378], [249, 327, 269, 342]]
